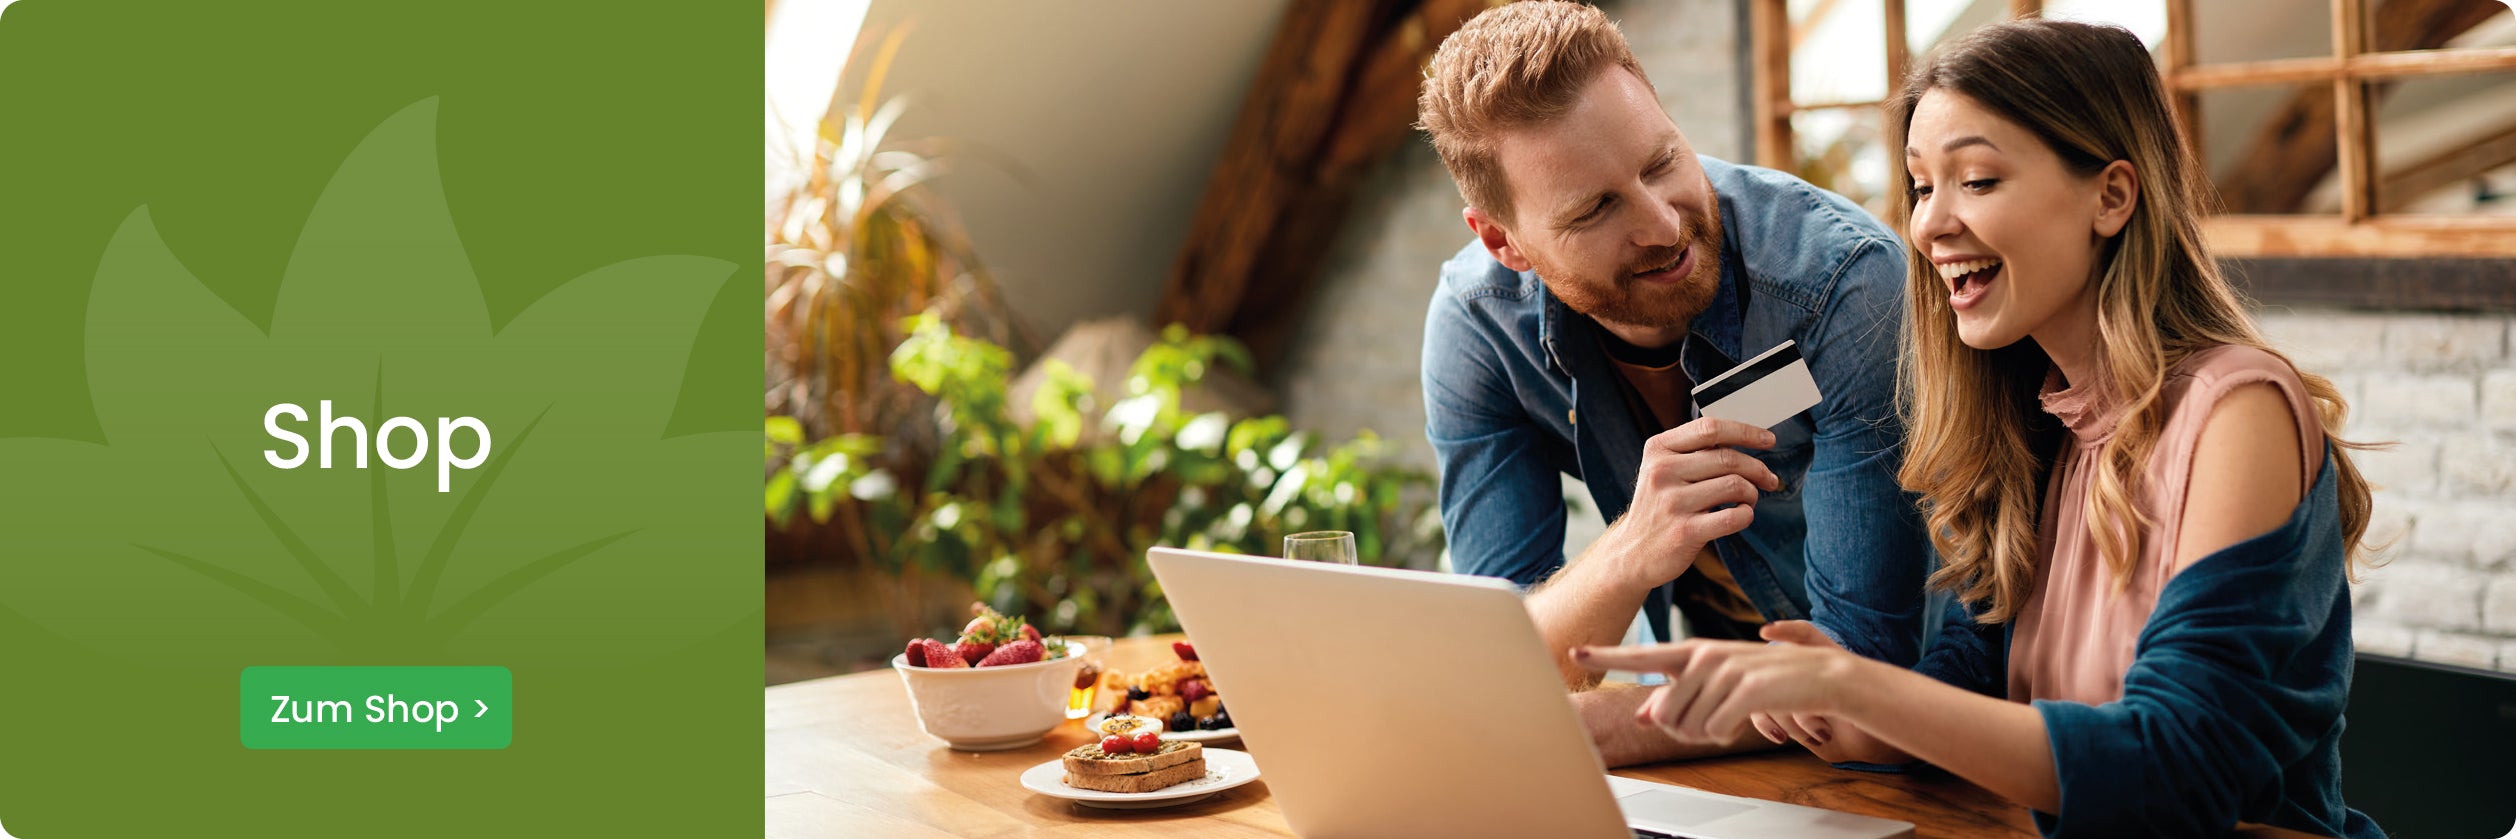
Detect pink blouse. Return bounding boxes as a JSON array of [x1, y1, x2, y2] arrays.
[[2007, 344, 2325, 704]]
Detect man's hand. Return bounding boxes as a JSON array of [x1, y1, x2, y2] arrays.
[[1604, 417, 1779, 591], [1571, 683, 1778, 768], [1525, 417, 1778, 689]]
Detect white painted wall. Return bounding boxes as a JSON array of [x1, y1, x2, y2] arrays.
[[846, 0, 1291, 345]]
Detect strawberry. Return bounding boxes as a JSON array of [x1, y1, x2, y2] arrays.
[[904, 638, 927, 668], [916, 638, 967, 668], [954, 640, 996, 666], [951, 603, 1058, 662], [1172, 641, 1198, 661], [976, 639, 1044, 667]]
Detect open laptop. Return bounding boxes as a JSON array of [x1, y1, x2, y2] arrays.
[[1147, 547, 1915, 839]]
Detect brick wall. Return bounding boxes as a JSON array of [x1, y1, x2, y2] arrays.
[[2259, 309, 2516, 673]]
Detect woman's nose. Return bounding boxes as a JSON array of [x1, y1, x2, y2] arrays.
[[1909, 194, 1959, 244]]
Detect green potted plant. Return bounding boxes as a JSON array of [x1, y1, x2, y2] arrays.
[[768, 315, 1443, 637]]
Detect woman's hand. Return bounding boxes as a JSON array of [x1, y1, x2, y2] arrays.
[[1591, 625, 2059, 813], [1746, 622, 1844, 749], [1573, 633, 1869, 745], [1747, 622, 1911, 764]]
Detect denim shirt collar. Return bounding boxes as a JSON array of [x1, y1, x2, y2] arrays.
[[1682, 227, 1749, 378]]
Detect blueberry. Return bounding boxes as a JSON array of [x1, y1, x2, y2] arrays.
[[1167, 711, 1195, 732], [1210, 710, 1233, 729], [1126, 686, 1150, 702]]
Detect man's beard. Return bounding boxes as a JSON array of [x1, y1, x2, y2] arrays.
[[1538, 205, 1724, 334]]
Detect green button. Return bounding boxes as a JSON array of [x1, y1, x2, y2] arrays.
[[241, 666, 512, 750]]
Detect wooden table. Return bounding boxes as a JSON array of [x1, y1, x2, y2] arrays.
[[766, 636, 2314, 838]]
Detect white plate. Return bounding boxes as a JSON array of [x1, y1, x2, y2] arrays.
[[1083, 710, 1239, 744], [1020, 747, 1260, 810]]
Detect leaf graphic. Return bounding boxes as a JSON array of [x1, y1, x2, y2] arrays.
[[129, 544, 349, 638], [266, 99, 491, 345], [369, 358, 401, 610], [211, 443, 366, 615], [0, 97, 749, 662], [404, 405, 549, 622], [424, 529, 638, 643]]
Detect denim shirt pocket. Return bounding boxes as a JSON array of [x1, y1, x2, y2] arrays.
[[1721, 411, 1817, 620], [1751, 412, 1816, 499]]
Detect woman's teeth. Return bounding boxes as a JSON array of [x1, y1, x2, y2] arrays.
[[1936, 257, 2001, 280], [1932, 256, 1992, 279]]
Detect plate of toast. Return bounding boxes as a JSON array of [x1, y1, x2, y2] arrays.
[[1019, 742, 1261, 809]]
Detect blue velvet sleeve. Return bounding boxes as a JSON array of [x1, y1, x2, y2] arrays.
[[2031, 463, 2370, 838]]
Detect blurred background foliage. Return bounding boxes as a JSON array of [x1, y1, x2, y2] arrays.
[[765, 22, 1029, 466], [768, 316, 1442, 638], [764, 20, 1441, 674]]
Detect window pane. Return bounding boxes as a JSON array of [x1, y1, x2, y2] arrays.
[[2375, 68, 2516, 215], [1790, 0, 1887, 104], [1904, 2, 2168, 84], [1904, 0, 2005, 59], [2041, 0, 2168, 50], [1790, 106, 1891, 219], [2199, 83, 2343, 215], [2193, 0, 2333, 64], [2365, 0, 2514, 54]]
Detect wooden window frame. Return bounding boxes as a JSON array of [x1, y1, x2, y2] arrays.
[[1748, 0, 2516, 263]]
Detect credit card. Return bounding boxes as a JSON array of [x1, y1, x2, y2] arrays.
[[1691, 340, 1821, 429]]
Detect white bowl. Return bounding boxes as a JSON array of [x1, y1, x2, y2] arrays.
[[891, 640, 1087, 751]]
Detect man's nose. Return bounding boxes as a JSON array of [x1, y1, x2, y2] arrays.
[[1635, 197, 1686, 249]]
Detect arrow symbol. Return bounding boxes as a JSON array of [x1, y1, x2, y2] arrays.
[[475, 699, 489, 718]]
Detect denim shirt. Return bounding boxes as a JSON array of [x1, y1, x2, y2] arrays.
[[1420, 156, 1933, 665], [1916, 448, 2380, 839]]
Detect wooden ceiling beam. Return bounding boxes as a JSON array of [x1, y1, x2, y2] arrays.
[[2208, 0, 2505, 214], [2380, 119, 2516, 211], [1151, 0, 1385, 340], [1152, 0, 1492, 370]]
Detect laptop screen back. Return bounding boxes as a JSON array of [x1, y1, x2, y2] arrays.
[[1147, 548, 1632, 839]]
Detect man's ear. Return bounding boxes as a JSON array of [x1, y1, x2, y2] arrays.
[[1465, 206, 1535, 272], [2092, 159, 2138, 239]]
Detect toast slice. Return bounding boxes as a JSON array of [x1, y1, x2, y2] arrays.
[[1062, 739, 1202, 776], [1062, 758, 1207, 793]]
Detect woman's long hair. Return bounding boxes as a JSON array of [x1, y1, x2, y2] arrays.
[[1889, 19, 2379, 623]]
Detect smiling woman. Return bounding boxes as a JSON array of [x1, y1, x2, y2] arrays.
[[1582, 18, 2389, 839]]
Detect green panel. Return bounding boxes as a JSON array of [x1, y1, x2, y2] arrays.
[[0, 0, 760, 835]]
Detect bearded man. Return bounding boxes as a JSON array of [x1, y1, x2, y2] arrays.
[[1416, 1, 1934, 766]]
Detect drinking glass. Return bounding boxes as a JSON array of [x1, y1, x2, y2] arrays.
[[1282, 531, 1358, 565]]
